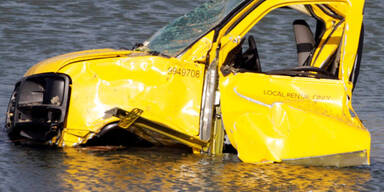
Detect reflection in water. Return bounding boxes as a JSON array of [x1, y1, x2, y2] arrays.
[[0, 0, 383, 191], [58, 147, 370, 191]]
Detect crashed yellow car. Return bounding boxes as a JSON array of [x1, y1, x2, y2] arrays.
[[6, 0, 370, 167]]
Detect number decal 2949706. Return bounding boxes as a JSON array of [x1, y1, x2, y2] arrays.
[[167, 66, 201, 78]]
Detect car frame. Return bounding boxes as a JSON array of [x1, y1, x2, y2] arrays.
[[6, 0, 370, 167]]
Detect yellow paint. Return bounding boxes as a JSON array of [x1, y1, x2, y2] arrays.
[[219, 73, 370, 163], [215, 0, 369, 164], [310, 5, 345, 68], [21, 0, 369, 165], [62, 55, 205, 145], [179, 30, 215, 64]]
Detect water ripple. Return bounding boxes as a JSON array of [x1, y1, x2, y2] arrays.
[[0, 0, 383, 191]]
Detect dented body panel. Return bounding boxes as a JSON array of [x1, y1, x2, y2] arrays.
[[6, 0, 370, 166], [25, 50, 205, 146], [220, 73, 370, 164]]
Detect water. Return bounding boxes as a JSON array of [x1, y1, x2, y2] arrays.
[[0, 0, 383, 191]]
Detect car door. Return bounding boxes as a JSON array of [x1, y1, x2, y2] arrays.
[[215, 0, 369, 163]]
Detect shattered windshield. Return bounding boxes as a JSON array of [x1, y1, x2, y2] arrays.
[[146, 0, 246, 57]]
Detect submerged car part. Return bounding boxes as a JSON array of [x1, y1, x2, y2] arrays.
[[106, 107, 210, 150], [5, 0, 370, 167]]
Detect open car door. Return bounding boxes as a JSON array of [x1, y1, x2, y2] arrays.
[[215, 0, 370, 166]]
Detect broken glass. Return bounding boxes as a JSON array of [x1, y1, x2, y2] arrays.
[[147, 0, 247, 57]]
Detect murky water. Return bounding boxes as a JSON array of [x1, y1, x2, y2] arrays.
[[0, 0, 383, 191]]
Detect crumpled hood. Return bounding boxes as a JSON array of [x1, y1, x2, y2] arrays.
[[25, 49, 138, 76]]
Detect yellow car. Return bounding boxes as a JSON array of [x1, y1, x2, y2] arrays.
[[6, 0, 370, 167]]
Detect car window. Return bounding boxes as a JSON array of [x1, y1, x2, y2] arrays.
[[146, 0, 247, 57], [244, 7, 316, 71]]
